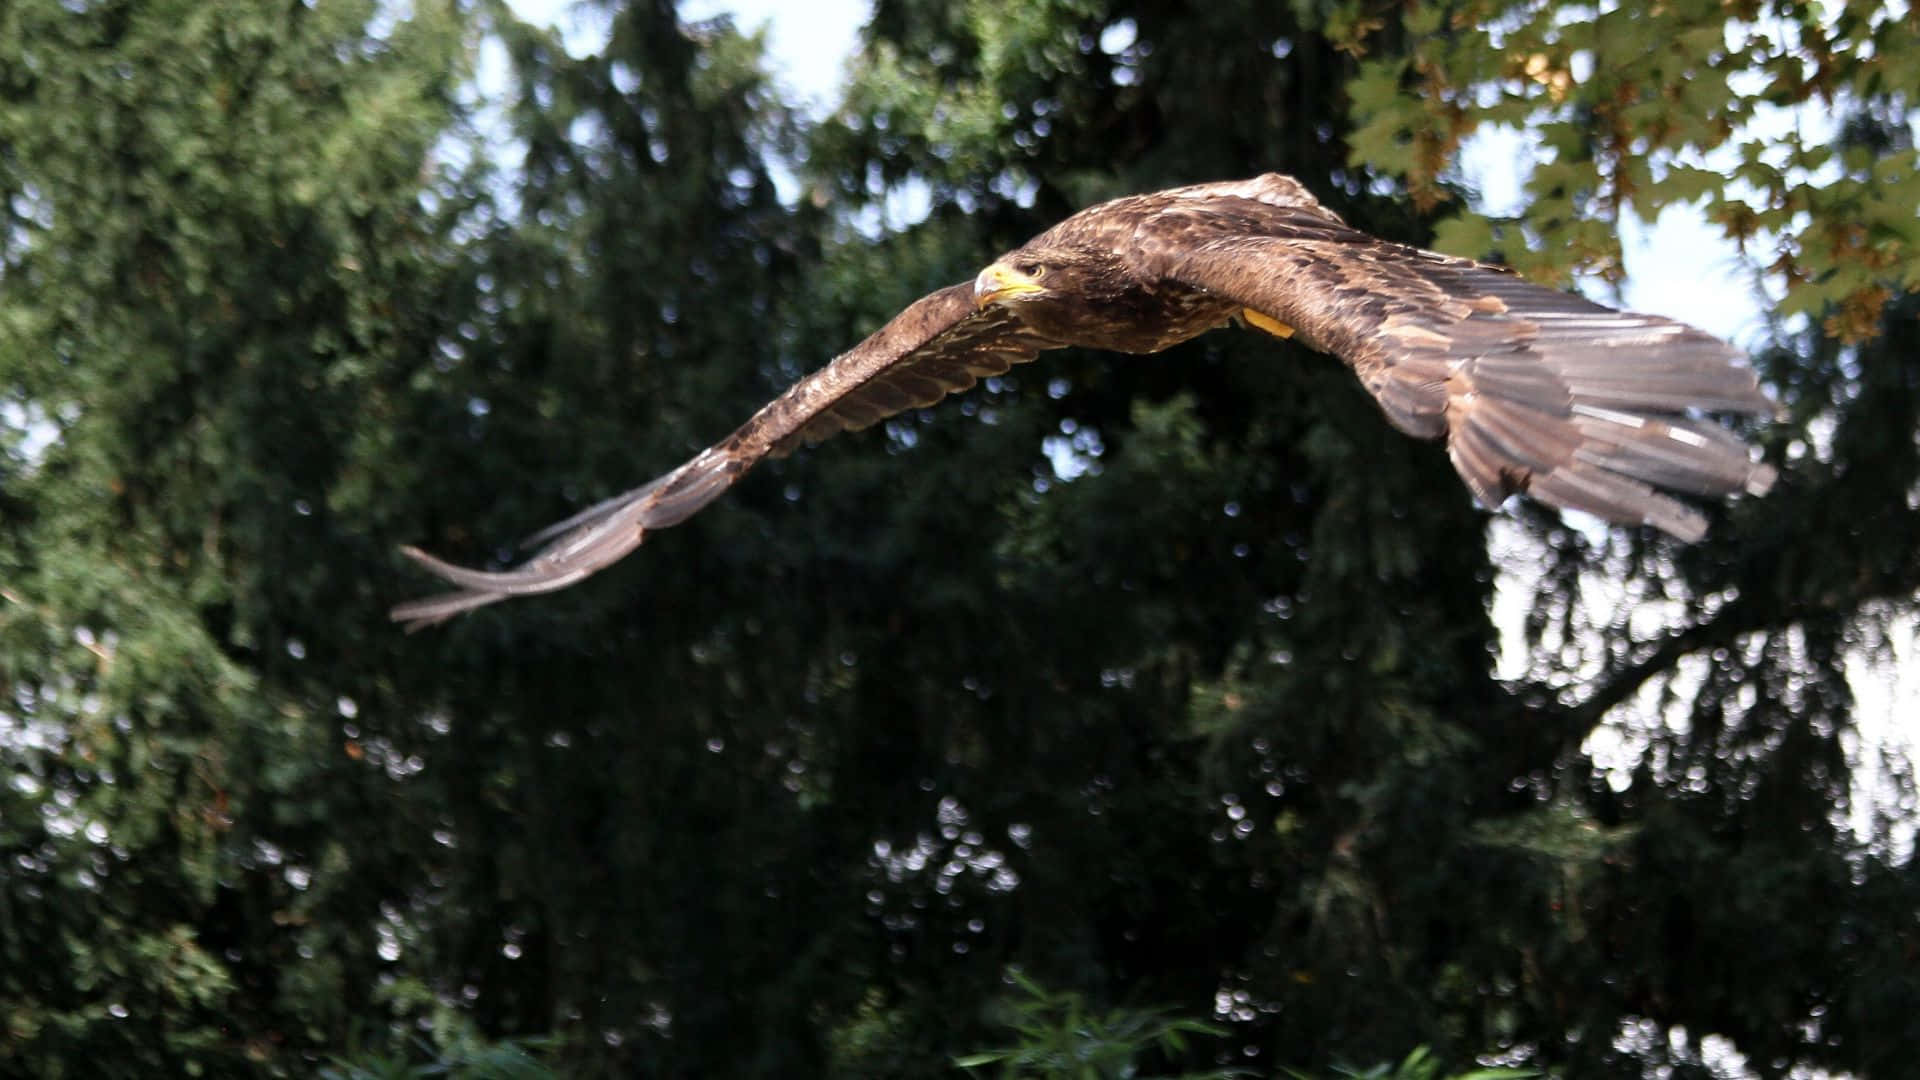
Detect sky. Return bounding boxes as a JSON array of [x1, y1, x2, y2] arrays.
[[505, 0, 867, 110], [680, 0, 870, 114]]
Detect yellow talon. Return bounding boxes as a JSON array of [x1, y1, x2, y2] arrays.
[[1242, 308, 1295, 338]]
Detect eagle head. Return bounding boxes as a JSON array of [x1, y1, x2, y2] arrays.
[[973, 245, 1131, 313], [973, 257, 1053, 309]]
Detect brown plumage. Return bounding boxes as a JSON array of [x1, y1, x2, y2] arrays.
[[392, 174, 1775, 628]]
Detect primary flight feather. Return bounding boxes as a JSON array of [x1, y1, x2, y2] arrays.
[[393, 174, 1775, 628]]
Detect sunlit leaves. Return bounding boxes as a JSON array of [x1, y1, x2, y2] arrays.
[[1344, 0, 1920, 342]]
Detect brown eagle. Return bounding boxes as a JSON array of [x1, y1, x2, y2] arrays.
[[392, 174, 1775, 628]]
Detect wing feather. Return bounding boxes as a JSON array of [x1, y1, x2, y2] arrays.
[[1140, 199, 1775, 539], [391, 284, 1057, 628]]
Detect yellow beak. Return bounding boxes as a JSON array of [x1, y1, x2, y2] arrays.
[[973, 262, 1046, 309]]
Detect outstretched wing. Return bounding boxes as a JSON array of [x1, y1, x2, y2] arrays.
[[1136, 197, 1776, 539], [391, 283, 1057, 628]]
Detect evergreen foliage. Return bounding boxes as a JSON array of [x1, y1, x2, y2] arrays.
[[1, 0, 1914, 1076]]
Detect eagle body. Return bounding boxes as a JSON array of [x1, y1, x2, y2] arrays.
[[974, 175, 1336, 353], [979, 267, 1234, 356], [394, 174, 1776, 627]]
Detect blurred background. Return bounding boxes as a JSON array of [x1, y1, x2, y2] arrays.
[[1, 0, 1916, 1076]]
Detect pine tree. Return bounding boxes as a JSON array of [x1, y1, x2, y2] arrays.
[[2, 0, 1914, 1077]]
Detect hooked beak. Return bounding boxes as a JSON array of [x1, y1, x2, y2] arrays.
[[973, 262, 1045, 309]]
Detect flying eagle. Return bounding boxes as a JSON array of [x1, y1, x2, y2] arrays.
[[392, 174, 1775, 628]]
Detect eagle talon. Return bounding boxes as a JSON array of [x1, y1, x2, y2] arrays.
[[1241, 308, 1296, 339]]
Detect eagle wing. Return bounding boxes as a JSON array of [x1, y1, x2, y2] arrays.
[[391, 283, 1056, 629], [1136, 198, 1776, 539]]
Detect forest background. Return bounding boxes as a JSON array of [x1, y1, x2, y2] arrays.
[[2, 0, 1917, 1076]]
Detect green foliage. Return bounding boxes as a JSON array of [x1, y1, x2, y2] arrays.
[[1284, 1045, 1538, 1080], [1, 0, 1915, 1077], [320, 1035, 558, 1080], [950, 977, 1539, 1080], [1340, 0, 1920, 339], [954, 970, 1244, 1079], [1, 0, 479, 1074]]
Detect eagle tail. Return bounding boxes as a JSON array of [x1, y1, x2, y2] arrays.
[[1448, 390, 1774, 542]]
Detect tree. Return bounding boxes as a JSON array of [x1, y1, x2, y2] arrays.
[[1, 0, 1913, 1076], [791, 0, 1920, 1074], [1, 0, 479, 1073]]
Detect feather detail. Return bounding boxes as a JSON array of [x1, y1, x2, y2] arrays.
[[395, 174, 1776, 626], [392, 287, 1057, 628], [1142, 196, 1774, 539]]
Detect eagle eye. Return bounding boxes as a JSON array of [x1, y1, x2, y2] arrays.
[[1015, 261, 1046, 279]]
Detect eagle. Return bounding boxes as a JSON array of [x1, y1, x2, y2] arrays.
[[392, 174, 1775, 628]]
